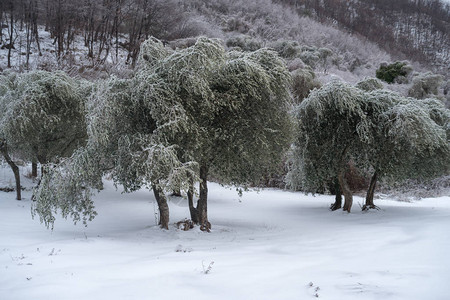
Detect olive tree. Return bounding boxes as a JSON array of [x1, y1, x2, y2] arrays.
[[287, 80, 370, 212], [287, 81, 450, 212], [1, 70, 87, 166], [33, 75, 197, 229], [0, 70, 86, 200], [137, 37, 293, 231], [361, 94, 449, 209], [34, 36, 292, 231]]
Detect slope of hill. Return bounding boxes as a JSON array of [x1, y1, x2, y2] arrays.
[[279, 0, 450, 73], [0, 1, 447, 100], [0, 0, 432, 77]]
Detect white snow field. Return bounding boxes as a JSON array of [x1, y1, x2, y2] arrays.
[[1, 173, 450, 300]]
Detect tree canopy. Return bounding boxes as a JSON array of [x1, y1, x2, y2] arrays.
[[135, 37, 293, 230], [1, 70, 87, 164], [287, 80, 450, 212]]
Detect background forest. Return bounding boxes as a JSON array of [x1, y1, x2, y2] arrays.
[[1, 0, 449, 73]]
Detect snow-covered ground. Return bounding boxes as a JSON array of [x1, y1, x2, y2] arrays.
[[1, 169, 449, 300]]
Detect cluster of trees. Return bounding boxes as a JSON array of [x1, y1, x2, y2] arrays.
[[1, 0, 394, 81], [0, 0, 203, 68], [1, 36, 449, 231], [281, 0, 450, 71], [1, 37, 293, 230]]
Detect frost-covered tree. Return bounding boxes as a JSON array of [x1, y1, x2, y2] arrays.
[[360, 92, 450, 209], [355, 77, 383, 92], [33, 75, 197, 229], [287, 81, 450, 212], [34, 37, 292, 231], [0, 70, 86, 200], [1, 70, 87, 166], [137, 37, 293, 231], [407, 72, 444, 99], [287, 81, 369, 212]]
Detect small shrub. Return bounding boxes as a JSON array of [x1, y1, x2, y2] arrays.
[[270, 40, 302, 59], [376, 61, 412, 84], [408, 72, 444, 99], [287, 57, 307, 72], [355, 77, 383, 92], [225, 17, 250, 33], [225, 35, 262, 51], [291, 68, 321, 103], [300, 47, 320, 69]]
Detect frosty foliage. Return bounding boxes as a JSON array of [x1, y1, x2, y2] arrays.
[[291, 68, 321, 104], [407, 72, 444, 99], [34, 74, 198, 228], [287, 80, 450, 194], [365, 92, 449, 182], [208, 48, 293, 185], [136, 36, 292, 186], [286, 80, 368, 192], [33, 36, 293, 228], [0, 72, 19, 135], [269, 41, 334, 73], [32, 149, 100, 229], [0, 70, 86, 164], [355, 77, 384, 92], [271, 40, 302, 59]]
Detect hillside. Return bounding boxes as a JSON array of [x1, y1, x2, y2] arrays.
[[1, 0, 448, 78], [280, 0, 450, 72]]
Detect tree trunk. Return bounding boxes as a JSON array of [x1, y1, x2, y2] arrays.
[[187, 179, 199, 224], [152, 184, 169, 230], [0, 141, 21, 200], [31, 162, 38, 177], [338, 171, 352, 213], [329, 177, 342, 211], [363, 171, 378, 211], [7, 3, 13, 68], [196, 165, 211, 232]]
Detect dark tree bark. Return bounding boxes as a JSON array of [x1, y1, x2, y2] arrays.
[[31, 0, 42, 56], [363, 171, 378, 211], [338, 170, 352, 213], [31, 162, 38, 177], [7, 2, 14, 68], [329, 177, 342, 211], [152, 183, 169, 230], [196, 165, 211, 232], [0, 140, 21, 200], [171, 189, 182, 197]]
